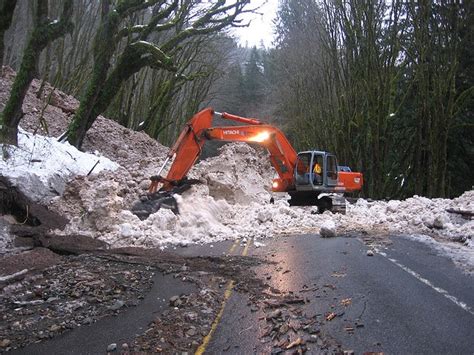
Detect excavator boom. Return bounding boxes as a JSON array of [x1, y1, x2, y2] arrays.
[[152, 109, 214, 191], [150, 108, 299, 193]]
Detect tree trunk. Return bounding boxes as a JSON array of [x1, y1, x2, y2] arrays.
[[66, 44, 143, 148], [0, 0, 18, 66], [0, 0, 72, 145]]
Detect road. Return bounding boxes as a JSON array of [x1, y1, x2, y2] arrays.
[[11, 274, 196, 355], [200, 234, 474, 354], [11, 234, 474, 354]]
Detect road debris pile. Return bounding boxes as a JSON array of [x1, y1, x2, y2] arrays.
[[0, 253, 154, 351], [131, 289, 220, 352], [258, 293, 340, 353]]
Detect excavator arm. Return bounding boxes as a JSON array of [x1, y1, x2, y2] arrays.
[[149, 108, 298, 193]]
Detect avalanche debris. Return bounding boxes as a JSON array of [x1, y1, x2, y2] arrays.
[[0, 129, 118, 204], [52, 140, 473, 275], [0, 66, 472, 273]]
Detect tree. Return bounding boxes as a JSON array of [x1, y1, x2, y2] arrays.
[[447, 0, 474, 197], [241, 46, 264, 107], [271, 0, 471, 198], [0, 0, 73, 145], [0, 0, 18, 66], [65, 0, 252, 149]]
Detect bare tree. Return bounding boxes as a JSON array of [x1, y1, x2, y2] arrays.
[[65, 0, 252, 149]]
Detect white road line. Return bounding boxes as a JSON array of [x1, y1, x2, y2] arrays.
[[378, 251, 474, 316]]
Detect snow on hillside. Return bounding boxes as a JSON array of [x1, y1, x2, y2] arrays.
[[0, 129, 118, 204]]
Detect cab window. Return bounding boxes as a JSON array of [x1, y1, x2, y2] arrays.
[[295, 153, 311, 185], [327, 155, 338, 180]]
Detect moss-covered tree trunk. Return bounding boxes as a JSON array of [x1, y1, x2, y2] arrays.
[[65, 0, 248, 149], [66, 42, 156, 147], [0, 0, 18, 66], [65, 0, 120, 148], [0, 0, 73, 145]]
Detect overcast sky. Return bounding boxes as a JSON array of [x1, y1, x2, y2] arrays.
[[232, 0, 279, 48]]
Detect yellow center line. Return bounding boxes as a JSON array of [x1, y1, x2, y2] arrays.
[[242, 238, 252, 256], [195, 238, 253, 355], [227, 238, 240, 255], [194, 279, 235, 355]]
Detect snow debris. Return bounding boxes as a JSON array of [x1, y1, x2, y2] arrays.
[[188, 143, 274, 204], [0, 129, 118, 204], [54, 141, 472, 266], [0, 218, 14, 255], [343, 191, 474, 244], [2, 125, 473, 273], [320, 219, 337, 238]]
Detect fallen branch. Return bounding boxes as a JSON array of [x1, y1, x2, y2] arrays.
[[0, 268, 28, 282], [446, 208, 474, 219]]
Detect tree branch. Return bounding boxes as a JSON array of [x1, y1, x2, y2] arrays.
[[129, 40, 176, 71]]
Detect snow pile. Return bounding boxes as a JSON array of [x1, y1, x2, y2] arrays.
[[319, 220, 337, 238], [56, 143, 333, 246], [59, 181, 333, 248], [0, 129, 118, 203], [343, 192, 474, 244], [189, 143, 275, 204], [54, 142, 472, 254]]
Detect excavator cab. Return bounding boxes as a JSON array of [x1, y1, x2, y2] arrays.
[[289, 151, 344, 212], [294, 151, 338, 191]]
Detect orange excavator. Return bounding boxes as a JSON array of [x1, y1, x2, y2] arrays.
[[132, 108, 363, 219]]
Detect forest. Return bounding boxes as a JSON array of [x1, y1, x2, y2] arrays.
[[1, 0, 473, 199]]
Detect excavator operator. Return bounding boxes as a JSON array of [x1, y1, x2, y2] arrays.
[[313, 159, 323, 184]]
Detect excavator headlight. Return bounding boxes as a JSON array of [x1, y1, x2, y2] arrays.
[[272, 181, 279, 189], [251, 131, 270, 142]]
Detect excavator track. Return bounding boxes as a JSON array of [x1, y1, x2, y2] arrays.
[[288, 191, 346, 214]]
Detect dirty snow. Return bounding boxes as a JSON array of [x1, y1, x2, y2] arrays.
[[0, 129, 118, 204], [53, 142, 473, 258], [343, 192, 474, 243]]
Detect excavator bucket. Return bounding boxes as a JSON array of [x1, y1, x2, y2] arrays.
[[131, 179, 200, 220], [131, 191, 179, 220]]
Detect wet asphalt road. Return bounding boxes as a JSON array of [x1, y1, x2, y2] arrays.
[[202, 234, 474, 354], [10, 234, 473, 354]]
